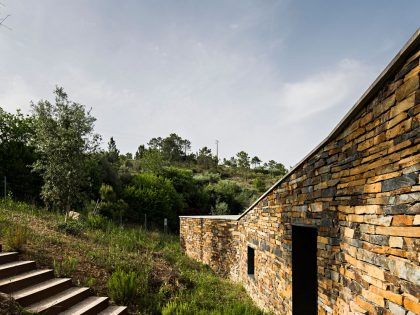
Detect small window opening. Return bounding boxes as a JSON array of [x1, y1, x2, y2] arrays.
[[247, 246, 255, 275]]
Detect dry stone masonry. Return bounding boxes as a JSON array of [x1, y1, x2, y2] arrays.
[[180, 29, 420, 315]]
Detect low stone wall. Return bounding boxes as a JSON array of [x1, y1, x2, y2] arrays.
[[180, 216, 239, 277]]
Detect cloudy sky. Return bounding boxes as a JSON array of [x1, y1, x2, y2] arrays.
[[1, 1, 419, 167]]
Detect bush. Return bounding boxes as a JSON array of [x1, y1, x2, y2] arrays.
[[54, 256, 78, 277], [205, 180, 257, 215], [5, 224, 28, 252], [108, 269, 142, 305], [57, 220, 84, 236], [160, 167, 209, 212], [84, 212, 108, 229], [123, 173, 182, 230]]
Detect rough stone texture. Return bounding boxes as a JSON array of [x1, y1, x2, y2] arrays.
[[180, 41, 420, 314]]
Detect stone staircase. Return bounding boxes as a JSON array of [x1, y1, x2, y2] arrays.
[[0, 247, 128, 314]]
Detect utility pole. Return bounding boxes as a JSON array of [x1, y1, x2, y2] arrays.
[[215, 140, 219, 166]]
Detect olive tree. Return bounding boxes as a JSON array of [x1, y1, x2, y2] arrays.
[[31, 87, 99, 216]]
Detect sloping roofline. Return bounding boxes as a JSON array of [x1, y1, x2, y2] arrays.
[[237, 28, 420, 220]]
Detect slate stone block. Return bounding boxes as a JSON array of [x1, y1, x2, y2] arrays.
[[382, 172, 418, 192]]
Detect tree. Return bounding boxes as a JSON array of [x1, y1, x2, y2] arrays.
[[107, 137, 120, 163], [147, 133, 191, 162], [140, 149, 164, 173], [135, 145, 146, 160], [197, 146, 216, 169], [31, 87, 99, 214], [265, 160, 287, 177], [123, 173, 182, 230], [236, 151, 250, 169], [251, 156, 261, 168], [0, 108, 42, 201]]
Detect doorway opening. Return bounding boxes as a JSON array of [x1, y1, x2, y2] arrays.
[[292, 225, 317, 315]]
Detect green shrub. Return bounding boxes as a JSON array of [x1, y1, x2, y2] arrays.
[[98, 200, 128, 223], [211, 201, 229, 215], [5, 224, 28, 252], [123, 173, 182, 230], [57, 220, 84, 236], [107, 269, 142, 305], [54, 256, 78, 277], [84, 212, 107, 229]]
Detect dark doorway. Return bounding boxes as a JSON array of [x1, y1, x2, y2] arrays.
[[292, 225, 317, 315]]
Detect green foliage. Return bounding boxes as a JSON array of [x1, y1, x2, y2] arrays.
[[160, 167, 209, 213], [5, 224, 28, 251], [83, 276, 96, 288], [140, 149, 165, 173], [31, 87, 99, 212], [85, 212, 108, 229], [253, 177, 266, 192], [57, 220, 84, 236], [148, 133, 191, 162], [197, 146, 217, 170], [236, 151, 250, 170], [107, 268, 143, 305], [123, 173, 182, 229], [99, 184, 116, 202], [0, 108, 41, 202], [54, 255, 79, 277], [162, 300, 266, 315], [205, 180, 257, 215]]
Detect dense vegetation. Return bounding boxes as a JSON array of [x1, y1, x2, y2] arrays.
[[0, 199, 269, 315], [0, 87, 288, 231]]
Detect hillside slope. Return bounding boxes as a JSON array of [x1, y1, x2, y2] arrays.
[[0, 199, 267, 315]]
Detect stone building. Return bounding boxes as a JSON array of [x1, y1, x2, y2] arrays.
[[180, 29, 420, 315]]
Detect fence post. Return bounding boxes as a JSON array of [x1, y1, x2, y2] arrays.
[[164, 218, 168, 233], [144, 213, 147, 230], [3, 176, 6, 198]]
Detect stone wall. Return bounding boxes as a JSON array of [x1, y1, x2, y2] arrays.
[[180, 216, 239, 277], [180, 35, 420, 315]]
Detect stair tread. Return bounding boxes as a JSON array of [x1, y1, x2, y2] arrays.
[[98, 305, 128, 315], [27, 286, 90, 313], [0, 260, 35, 270], [11, 277, 71, 299], [0, 252, 19, 257], [0, 269, 53, 287], [59, 296, 109, 315]]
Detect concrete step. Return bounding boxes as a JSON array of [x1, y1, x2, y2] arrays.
[[0, 260, 36, 279], [11, 278, 72, 306], [0, 252, 19, 264], [98, 305, 128, 315], [0, 269, 54, 293], [58, 296, 109, 315], [27, 286, 91, 315]]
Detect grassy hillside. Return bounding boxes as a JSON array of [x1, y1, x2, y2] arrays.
[[0, 199, 267, 315]]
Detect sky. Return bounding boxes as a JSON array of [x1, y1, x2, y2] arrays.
[[1, 1, 419, 167]]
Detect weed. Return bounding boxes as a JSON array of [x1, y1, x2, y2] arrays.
[[107, 268, 141, 305], [57, 220, 84, 236], [84, 276, 96, 288], [54, 256, 79, 277], [5, 224, 28, 252]]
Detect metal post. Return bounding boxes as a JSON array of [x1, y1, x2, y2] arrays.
[[215, 140, 219, 168], [164, 218, 168, 233]]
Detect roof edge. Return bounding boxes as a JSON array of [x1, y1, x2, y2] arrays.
[[237, 28, 420, 221]]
